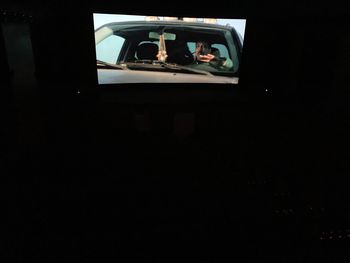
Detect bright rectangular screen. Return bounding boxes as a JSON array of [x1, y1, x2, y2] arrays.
[[94, 13, 246, 84]]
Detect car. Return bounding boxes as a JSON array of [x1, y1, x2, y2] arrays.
[[94, 17, 243, 84]]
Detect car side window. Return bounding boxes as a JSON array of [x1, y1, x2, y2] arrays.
[[96, 35, 125, 64]]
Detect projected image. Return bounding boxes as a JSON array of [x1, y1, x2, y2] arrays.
[[94, 14, 246, 84]]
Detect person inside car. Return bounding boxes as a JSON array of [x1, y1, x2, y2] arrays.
[[193, 41, 233, 70]]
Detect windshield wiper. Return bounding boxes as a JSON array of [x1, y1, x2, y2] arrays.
[[122, 61, 213, 76], [160, 63, 213, 76], [97, 60, 127, 70]]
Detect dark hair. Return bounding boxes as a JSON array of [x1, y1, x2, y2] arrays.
[[196, 41, 211, 55]]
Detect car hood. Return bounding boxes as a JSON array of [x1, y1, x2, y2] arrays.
[[97, 69, 239, 84]]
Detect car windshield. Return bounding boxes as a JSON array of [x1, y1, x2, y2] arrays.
[[95, 22, 240, 77]]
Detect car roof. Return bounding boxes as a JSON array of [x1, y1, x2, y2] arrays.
[[96, 20, 234, 31]]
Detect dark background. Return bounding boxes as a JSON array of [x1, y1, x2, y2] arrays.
[[3, 1, 350, 262]]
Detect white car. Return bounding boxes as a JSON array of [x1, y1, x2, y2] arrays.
[[95, 18, 243, 84]]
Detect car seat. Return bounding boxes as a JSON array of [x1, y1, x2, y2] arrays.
[[166, 41, 194, 65]]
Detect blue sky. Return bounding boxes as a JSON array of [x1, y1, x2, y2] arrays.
[[93, 13, 246, 39]]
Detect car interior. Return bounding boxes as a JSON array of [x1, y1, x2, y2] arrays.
[[114, 27, 236, 69]]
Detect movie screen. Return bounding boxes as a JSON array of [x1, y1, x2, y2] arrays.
[[94, 14, 246, 84]]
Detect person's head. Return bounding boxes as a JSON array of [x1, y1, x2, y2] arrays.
[[196, 41, 211, 56], [195, 41, 215, 63]]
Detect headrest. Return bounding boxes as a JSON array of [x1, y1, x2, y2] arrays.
[[136, 43, 158, 60]]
